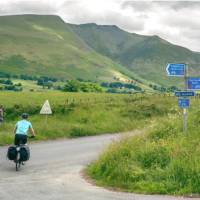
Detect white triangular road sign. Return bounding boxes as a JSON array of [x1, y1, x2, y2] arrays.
[[40, 100, 52, 114]]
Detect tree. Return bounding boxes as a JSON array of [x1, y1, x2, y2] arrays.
[[63, 80, 81, 92], [63, 80, 103, 93], [4, 79, 13, 85], [37, 79, 44, 86], [44, 81, 53, 89]]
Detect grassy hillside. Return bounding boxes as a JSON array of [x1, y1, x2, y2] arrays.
[[71, 23, 200, 86], [87, 97, 200, 195], [1, 14, 199, 87], [0, 15, 137, 82], [69, 23, 147, 59]]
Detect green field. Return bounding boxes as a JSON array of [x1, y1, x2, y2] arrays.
[[0, 91, 174, 145], [87, 97, 200, 195], [12, 79, 66, 91], [12, 79, 42, 91]]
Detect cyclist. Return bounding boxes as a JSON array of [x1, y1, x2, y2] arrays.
[[14, 113, 36, 145], [0, 105, 4, 125]]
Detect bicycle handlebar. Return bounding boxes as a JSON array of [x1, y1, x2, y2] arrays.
[[28, 135, 35, 139]]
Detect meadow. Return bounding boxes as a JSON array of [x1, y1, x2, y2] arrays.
[[87, 97, 200, 195], [0, 91, 175, 145]]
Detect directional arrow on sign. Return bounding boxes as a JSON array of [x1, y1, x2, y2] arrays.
[[166, 63, 186, 77]]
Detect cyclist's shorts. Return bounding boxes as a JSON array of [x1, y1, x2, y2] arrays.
[[14, 134, 27, 146]]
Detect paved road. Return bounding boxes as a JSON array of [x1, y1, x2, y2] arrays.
[[0, 132, 198, 200]]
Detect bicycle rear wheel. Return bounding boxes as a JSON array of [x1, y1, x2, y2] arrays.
[[15, 151, 21, 171], [15, 161, 21, 171]]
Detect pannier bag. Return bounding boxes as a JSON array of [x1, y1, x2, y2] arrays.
[[19, 145, 30, 161], [7, 146, 17, 160]]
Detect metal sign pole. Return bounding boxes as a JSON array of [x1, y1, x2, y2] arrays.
[[183, 108, 187, 132], [45, 114, 48, 125], [183, 64, 188, 133]]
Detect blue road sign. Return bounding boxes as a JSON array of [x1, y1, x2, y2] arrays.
[[175, 91, 195, 97], [166, 63, 185, 76], [187, 77, 200, 90], [178, 98, 190, 108]]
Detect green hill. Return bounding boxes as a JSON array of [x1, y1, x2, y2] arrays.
[[0, 15, 139, 82], [1, 14, 199, 87], [70, 23, 200, 86]]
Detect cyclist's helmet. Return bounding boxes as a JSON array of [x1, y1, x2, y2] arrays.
[[21, 113, 29, 119]]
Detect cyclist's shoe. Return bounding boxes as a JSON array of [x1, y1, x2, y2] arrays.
[[21, 162, 25, 165]]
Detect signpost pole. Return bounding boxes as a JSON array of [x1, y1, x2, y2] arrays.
[[183, 108, 187, 132], [183, 64, 188, 133], [45, 114, 48, 125]]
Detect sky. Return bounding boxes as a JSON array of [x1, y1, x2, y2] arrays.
[[0, 0, 200, 52]]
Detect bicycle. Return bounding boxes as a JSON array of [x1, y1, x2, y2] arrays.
[[14, 135, 35, 171]]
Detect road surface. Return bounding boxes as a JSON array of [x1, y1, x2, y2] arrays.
[[0, 132, 198, 200]]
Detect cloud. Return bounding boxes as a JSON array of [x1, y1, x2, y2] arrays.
[[58, 1, 145, 31], [121, 1, 153, 12], [160, 1, 200, 10], [0, 0, 57, 15], [120, 1, 200, 51], [121, 1, 200, 12]]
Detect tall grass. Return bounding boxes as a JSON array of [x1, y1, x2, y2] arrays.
[[87, 98, 200, 195], [0, 91, 175, 145]]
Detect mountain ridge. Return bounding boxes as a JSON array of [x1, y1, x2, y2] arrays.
[[0, 14, 140, 83], [0, 14, 200, 87], [70, 22, 200, 86]]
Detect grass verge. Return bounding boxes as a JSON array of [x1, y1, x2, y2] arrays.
[[86, 98, 200, 195]]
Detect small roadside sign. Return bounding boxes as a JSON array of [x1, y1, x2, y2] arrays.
[[166, 63, 185, 77], [187, 77, 200, 90], [178, 98, 190, 109], [175, 91, 195, 97], [40, 100, 52, 115]]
